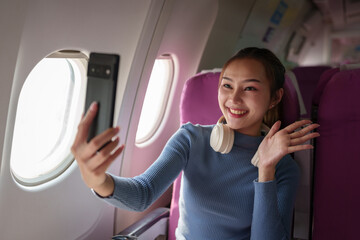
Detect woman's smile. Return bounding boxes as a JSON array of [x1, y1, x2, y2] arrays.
[[228, 108, 248, 118]]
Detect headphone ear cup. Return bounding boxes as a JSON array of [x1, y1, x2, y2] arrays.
[[210, 123, 234, 154]]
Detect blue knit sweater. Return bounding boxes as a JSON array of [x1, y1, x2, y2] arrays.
[[99, 123, 300, 239]]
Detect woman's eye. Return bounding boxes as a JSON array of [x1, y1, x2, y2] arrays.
[[223, 84, 232, 89], [244, 86, 257, 91]]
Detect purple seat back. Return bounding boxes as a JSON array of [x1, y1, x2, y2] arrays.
[[281, 74, 300, 127], [168, 71, 300, 240], [179, 71, 222, 125], [168, 71, 222, 240], [312, 68, 360, 239], [312, 68, 339, 107], [292, 66, 331, 119]]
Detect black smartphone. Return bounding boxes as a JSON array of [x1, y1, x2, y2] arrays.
[[84, 52, 120, 142]]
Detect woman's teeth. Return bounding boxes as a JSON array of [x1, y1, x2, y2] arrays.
[[230, 109, 247, 115]]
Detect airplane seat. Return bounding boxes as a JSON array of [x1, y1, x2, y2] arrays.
[[291, 66, 331, 119], [115, 70, 301, 239], [281, 74, 300, 127], [168, 70, 222, 240], [312, 68, 360, 239], [311, 68, 340, 122], [179, 71, 222, 125], [290, 67, 340, 240], [285, 70, 307, 117]]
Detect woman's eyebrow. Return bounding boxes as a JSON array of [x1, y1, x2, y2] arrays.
[[222, 76, 233, 81], [243, 79, 261, 83], [222, 76, 261, 83]]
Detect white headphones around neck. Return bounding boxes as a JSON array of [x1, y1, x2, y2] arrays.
[[210, 116, 270, 167]]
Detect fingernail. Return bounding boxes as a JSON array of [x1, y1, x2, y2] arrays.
[[90, 102, 97, 111]]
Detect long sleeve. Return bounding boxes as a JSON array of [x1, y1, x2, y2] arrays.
[[96, 125, 192, 211], [251, 155, 300, 240]]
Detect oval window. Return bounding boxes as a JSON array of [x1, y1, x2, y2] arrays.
[[10, 52, 86, 186], [136, 56, 174, 144]]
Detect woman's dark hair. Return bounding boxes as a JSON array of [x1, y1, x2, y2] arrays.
[[219, 47, 286, 127]]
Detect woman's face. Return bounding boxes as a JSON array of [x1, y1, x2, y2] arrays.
[[218, 58, 276, 136]]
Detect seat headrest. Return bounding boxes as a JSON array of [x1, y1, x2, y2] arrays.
[[179, 71, 222, 125], [312, 68, 339, 106]]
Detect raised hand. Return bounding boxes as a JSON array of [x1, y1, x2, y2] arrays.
[[257, 120, 320, 181], [71, 102, 124, 197]]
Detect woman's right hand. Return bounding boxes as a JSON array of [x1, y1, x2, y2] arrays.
[[71, 102, 124, 197]]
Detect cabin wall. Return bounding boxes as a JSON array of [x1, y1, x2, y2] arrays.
[[0, 0, 165, 239], [0, 0, 28, 174], [198, 0, 257, 70]]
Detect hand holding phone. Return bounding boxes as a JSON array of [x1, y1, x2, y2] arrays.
[[71, 52, 122, 195]]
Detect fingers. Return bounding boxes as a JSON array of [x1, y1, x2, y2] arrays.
[[267, 120, 281, 138], [283, 119, 313, 133], [288, 144, 314, 153], [290, 132, 320, 146], [87, 137, 121, 170], [87, 126, 120, 153], [74, 102, 99, 145], [290, 123, 320, 139], [73, 122, 120, 169], [93, 144, 125, 175], [285, 121, 320, 153]]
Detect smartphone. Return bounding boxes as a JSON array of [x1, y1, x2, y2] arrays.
[[84, 52, 120, 142]]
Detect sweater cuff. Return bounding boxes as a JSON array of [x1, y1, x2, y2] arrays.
[[91, 188, 114, 199], [254, 178, 275, 184], [91, 173, 116, 199]]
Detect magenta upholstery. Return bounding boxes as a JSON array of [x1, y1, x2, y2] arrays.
[[312, 68, 360, 239], [292, 66, 331, 119], [281, 74, 300, 127], [179, 71, 222, 125], [168, 72, 222, 240], [312, 68, 339, 107], [168, 71, 301, 240]]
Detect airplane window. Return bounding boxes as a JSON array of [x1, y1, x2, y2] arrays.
[[10, 54, 86, 186], [136, 56, 174, 144]]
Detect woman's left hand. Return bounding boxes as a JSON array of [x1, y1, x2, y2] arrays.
[[257, 120, 320, 181]]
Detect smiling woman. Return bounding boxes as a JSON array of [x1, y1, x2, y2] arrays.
[[10, 53, 86, 186]]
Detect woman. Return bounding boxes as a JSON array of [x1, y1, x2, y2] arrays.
[[71, 47, 319, 239]]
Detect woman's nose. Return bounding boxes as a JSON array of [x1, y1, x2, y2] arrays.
[[230, 89, 243, 103]]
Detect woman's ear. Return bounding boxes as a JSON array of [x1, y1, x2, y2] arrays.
[[269, 88, 284, 109]]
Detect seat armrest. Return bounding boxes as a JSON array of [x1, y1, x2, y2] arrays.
[[112, 207, 170, 240]]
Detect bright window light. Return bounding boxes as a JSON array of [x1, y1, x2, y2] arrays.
[[136, 56, 174, 143], [10, 55, 86, 185]]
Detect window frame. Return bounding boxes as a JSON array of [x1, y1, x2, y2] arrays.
[[10, 51, 87, 186], [135, 55, 175, 144]]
